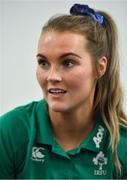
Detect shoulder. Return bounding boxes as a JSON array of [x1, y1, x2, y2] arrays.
[[0, 100, 39, 128], [0, 100, 45, 144], [0, 99, 45, 125], [118, 125, 127, 155], [0, 99, 46, 178]]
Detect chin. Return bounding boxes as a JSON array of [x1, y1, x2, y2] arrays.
[[48, 103, 68, 113], [50, 107, 67, 113], [46, 99, 65, 111]]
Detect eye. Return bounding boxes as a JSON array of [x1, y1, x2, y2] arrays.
[[63, 59, 76, 68], [37, 59, 50, 69]]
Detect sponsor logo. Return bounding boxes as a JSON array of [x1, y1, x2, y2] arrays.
[[93, 151, 108, 176], [31, 147, 45, 162], [93, 125, 104, 148]]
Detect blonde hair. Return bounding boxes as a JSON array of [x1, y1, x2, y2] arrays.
[[41, 10, 127, 175]]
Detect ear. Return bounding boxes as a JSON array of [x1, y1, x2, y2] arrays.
[[97, 56, 107, 78]]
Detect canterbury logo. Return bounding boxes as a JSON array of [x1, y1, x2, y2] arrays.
[[31, 147, 45, 162]]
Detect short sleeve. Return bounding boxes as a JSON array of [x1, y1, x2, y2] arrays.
[[0, 109, 29, 179]]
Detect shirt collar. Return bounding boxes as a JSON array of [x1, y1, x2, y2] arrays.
[[35, 100, 109, 153], [79, 119, 109, 153], [64, 119, 109, 156]]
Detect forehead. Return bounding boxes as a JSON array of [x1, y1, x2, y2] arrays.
[[38, 31, 88, 53]]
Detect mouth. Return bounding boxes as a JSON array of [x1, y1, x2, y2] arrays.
[[48, 88, 67, 95]]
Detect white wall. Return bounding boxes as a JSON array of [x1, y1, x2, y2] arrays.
[[0, 0, 127, 114], [0, 1, 2, 114]]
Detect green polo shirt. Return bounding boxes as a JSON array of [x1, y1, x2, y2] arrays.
[[0, 100, 127, 179]]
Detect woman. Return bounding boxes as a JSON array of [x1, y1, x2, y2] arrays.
[[0, 3, 127, 179]]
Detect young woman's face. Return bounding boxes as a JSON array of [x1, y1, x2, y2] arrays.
[[36, 31, 97, 113]]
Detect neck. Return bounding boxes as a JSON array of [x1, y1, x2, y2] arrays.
[[49, 105, 95, 151]]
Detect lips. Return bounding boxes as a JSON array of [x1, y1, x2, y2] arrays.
[[48, 88, 67, 94]]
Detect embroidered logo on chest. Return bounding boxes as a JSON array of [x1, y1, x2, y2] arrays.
[[93, 151, 108, 176], [93, 125, 104, 148]]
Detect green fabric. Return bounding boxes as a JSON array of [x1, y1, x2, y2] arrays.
[[0, 100, 127, 179]]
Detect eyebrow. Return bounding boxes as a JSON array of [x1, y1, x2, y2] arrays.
[[36, 52, 81, 59]]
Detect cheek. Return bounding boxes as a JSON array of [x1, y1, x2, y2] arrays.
[[65, 69, 95, 90], [63, 72, 84, 92]]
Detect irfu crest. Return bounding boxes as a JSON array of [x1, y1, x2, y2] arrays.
[[93, 151, 107, 170]]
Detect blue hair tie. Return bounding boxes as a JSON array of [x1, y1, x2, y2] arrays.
[[70, 4, 104, 25]]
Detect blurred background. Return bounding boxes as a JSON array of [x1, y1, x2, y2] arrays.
[[0, 0, 127, 114]]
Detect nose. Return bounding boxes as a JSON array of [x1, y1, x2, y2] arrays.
[[47, 66, 62, 83]]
